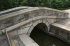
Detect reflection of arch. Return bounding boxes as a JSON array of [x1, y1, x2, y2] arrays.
[[27, 19, 50, 36]]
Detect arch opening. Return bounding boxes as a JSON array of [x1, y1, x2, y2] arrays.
[[30, 23, 48, 35], [30, 23, 48, 46], [30, 23, 70, 46]]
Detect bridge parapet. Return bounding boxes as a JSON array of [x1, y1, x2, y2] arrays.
[[0, 7, 69, 32]]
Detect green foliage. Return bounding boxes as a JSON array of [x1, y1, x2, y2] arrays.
[[0, 0, 70, 11], [52, 0, 63, 8]]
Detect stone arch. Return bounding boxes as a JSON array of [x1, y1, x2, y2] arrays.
[[27, 19, 50, 36]]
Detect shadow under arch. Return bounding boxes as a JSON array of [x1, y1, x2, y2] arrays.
[[30, 23, 48, 46], [31, 23, 48, 33]]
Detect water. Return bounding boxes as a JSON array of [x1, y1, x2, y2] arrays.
[[30, 28, 70, 46]]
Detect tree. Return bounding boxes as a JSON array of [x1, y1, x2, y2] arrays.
[[0, 0, 70, 11]]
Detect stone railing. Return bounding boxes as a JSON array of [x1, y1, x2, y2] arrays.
[[0, 7, 69, 34]]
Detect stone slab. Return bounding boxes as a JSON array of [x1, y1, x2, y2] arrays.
[[52, 19, 70, 31], [19, 34, 39, 46]]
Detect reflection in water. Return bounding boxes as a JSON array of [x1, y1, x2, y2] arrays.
[[30, 27, 70, 46]]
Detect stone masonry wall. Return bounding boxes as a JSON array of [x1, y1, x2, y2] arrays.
[[0, 7, 69, 34], [50, 25, 70, 44]]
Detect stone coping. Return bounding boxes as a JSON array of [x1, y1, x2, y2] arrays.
[[0, 6, 32, 15], [52, 23, 70, 32], [0, 7, 68, 20]]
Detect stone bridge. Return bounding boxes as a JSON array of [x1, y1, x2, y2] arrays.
[[0, 7, 70, 46]]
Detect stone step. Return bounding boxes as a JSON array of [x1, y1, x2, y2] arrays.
[[19, 34, 39, 46]]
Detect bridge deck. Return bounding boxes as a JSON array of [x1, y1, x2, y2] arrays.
[[52, 19, 70, 31]]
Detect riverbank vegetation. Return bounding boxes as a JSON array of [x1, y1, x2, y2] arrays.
[[0, 0, 70, 11]]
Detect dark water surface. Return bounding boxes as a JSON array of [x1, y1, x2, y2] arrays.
[[30, 28, 70, 46]]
